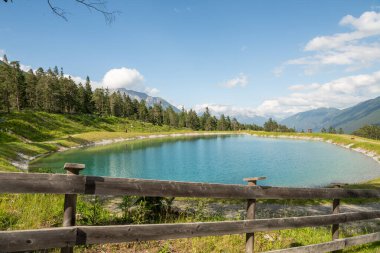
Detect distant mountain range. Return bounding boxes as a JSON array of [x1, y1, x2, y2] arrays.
[[113, 88, 379, 132], [112, 88, 180, 112], [281, 96, 380, 133]]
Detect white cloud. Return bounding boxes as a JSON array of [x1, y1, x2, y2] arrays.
[[196, 70, 380, 119], [257, 70, 380, 118], [102, 67, 144, 90], [278, 11, 380, 74], [194, 103, 259, 118], [288, 83, 321, 91], [272, 66, 284, 77], [64, 74, 103, 87], [19, 64, 32, 72], [100, 67, 159, 96], [221, 73, 248, 88], [305, 11, 380, 51], [144, 87, 160, 96], [0, 49, 5, 58]]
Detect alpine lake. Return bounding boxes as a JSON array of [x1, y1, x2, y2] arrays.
[[30, 134, 380, 187]]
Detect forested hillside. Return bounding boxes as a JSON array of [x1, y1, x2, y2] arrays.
[[0, 57, 271, 132]]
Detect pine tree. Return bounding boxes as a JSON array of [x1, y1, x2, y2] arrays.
[[2, 54, 8, 63], [166, 107, 179, 127], [231, 118, 240, 131], [110, 91, 123, 117], [225, 116, 232, 130], [104, 88, 111, 115], [9, 61, 26, 111], [186, 110, 200, 130], [0, 61, 12, 112], [328, 126, 337, 134], [93, 88, 106, 115], [151, 103, 163, 125], [200, 107, 211, 130], [138, 100, 149, 121], [205, 116, 217, 131], [123, 95, 134, 117], [24, 69, 38, 109], [84, 76, 95, 113], [178, 107, 187, 128], [217, 114, 227, 131]]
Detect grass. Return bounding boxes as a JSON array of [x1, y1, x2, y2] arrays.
[[1, 112, 380, 252], [1, 111, 379, 172], [0, 176, 379, 252], [246, 130, 380, 159], [0, 111, 192, 171]]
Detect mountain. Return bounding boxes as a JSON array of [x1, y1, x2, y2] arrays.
[[281, 108, 341, 132], [327, 96, 380, 133], [281, 96, 380, 133], [112, 88, 180, 112]]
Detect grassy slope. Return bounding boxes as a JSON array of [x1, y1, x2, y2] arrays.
[[1, 112, 379, 173], [1, 112, 380, 252], [246, 130, 380, 159], [0, 111, 191, 171]]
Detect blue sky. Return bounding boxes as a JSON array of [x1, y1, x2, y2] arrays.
[[1, 0, 380, 118]]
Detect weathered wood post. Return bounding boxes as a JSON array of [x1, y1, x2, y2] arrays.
[[61, 163, 85, 253], [331, 182, 347, 253], [244, 177, 266, 253]]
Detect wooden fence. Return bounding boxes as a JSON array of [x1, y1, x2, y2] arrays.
[[0, 163, 380, 253]]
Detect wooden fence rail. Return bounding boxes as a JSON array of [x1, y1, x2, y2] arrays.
[[1, 212, 380, 252], [0, 164, 380, 253], [1, 172, 380, 199]]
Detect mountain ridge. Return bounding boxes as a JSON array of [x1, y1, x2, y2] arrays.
[[281, 96, 380, 133]]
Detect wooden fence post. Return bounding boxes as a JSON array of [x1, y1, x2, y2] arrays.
[[331, 182, 346, 253], [244, 177, 266, 253], [61, 163, 85, 253]]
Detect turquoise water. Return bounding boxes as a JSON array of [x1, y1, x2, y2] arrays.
[[30, 135, 380, 187]]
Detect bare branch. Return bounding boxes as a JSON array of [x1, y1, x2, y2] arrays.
[[47, 0, 118, 24], [47, 0, 68, 22]]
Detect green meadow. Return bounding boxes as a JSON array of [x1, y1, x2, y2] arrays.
[[1, 111, 380, 252]]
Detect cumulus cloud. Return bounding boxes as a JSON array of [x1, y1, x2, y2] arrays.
[[67, 67, 160, 96], [194, 103, 258, 118], [102, 68, 144, 90], [196, 70, 380, 119], [220, 73, 248, 88], [64, 74, 102, 87], [101, 67, 159, 95], [305, 11, 380, 51], [277, 11, 380, 74], [19, 64, 33, 72], [257, 70, 380, 117]]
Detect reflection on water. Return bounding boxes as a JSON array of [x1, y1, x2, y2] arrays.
[[30, 135, 380, 187]]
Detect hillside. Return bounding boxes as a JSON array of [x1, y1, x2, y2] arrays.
[[0, 112, 187, 171], [282, 96, 380, 133], [281, 108, 340, 132], [329, 96, 380, 133]]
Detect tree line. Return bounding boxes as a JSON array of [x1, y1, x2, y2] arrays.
[[353, 125, 380, 140], [321, 126, 344, 134], [0, 56, 297, 132]]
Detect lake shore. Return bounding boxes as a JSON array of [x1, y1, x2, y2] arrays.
[[28, 130, 380, 170], [247, 131, 380, 165]]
